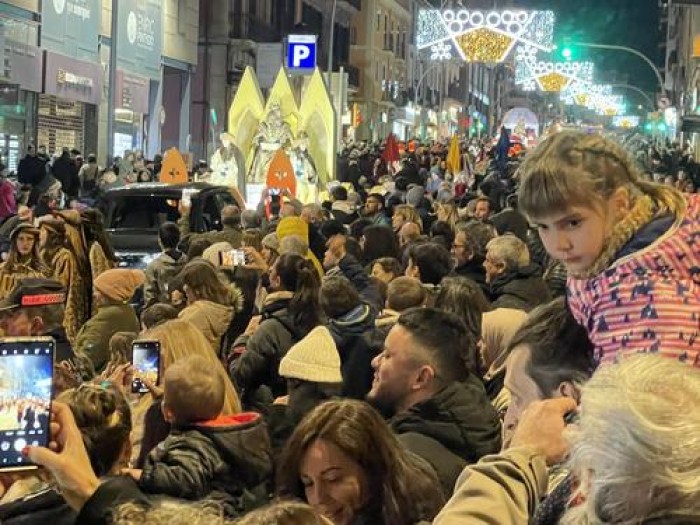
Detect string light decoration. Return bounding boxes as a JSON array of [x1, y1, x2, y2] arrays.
[[417, 9, 555, 63], [515, 51, 594, 92], [612, 115, 640, 128], [561, 82, 612, 106]]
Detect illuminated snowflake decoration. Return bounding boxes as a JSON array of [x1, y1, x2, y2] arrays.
[[417, 9, 555, 63], [561, 82, 612, 106], [431, 41, 453, 60], [515, 53, 594, 92], [612, 115, 640, 128]]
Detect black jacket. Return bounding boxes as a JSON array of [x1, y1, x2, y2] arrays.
[[231, 294, 302, 404], [17, 155, 46, 187], [328, 302, 379, 399], [52, 156, 80, 198], [140, 413, 272, 517], [389, 378, 502, 493], [489, 264, 552, 312], [0, 488, 75, 525]]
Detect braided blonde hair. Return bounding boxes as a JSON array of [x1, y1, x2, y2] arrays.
[[517, 131, 685, 221]]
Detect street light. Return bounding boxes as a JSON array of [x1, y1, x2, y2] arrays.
[[326, 0, 338, 81], [571, 41, 666, 97]]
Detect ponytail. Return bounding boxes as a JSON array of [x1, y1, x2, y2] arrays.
[[289, 258, 321, 334]]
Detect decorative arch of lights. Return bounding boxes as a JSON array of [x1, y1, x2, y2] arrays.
[[417, 9, 555, 63], [561, 83, 612, 107], [514, 47, 594, 92]]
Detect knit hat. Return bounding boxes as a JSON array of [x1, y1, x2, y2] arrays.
[[276, 217, 309, 244], [94, 269, 146, 303], [262, 232, 279, 253], [406, 185, 425, 207], [279, 326, 342, 383], [202, 242, 233, 267]]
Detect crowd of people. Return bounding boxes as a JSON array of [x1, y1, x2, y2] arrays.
[[0, 128, 697, 524]]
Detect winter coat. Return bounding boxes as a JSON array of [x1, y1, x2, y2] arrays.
[[140, 413, 272, 517], [17, 155, 46, 187], [52, 156, 79, 198], [231, 292, 301, 403], [489, 264, 552, 312], [0, 180, 16, 220], [143, 250, 188, 306], [568, 194, 700, 366], [0, 488, 76, 525], [328, 302, 379, 399], [433, 447, 700, 525], [75, 303, 140, 373], [389, 378, 502, 494], [0, 260, 48, 300], [178, 299, 234, 353], [331, 200, 359, 225]]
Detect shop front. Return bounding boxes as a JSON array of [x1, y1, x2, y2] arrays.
[[0, 38, 43, 172], [40, 51, 102, 155], [113, 70, 150, 157]]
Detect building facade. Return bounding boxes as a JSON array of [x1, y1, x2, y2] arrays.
[[192, 0, 358, 162]]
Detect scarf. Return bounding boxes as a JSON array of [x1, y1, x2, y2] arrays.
[[571, 195, 656, 279]]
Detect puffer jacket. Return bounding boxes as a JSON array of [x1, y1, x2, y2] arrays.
[[328, 302, 379, 399], [143, 250, 188, 306], [230, 292, 301, 404], [140, 413, 272, 517], [390, 378, 502, 494], [489, 264, 552, 312], [179, 299, 234, 353]]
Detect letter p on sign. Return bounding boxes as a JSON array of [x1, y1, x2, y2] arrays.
[[287, 34, 317, 72]]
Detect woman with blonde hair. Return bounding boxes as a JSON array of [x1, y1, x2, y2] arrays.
[[132, 319, 241, 466], [518, 131, 699, 366], [435, 202, 458, 230], [391, 204, 423, 233]]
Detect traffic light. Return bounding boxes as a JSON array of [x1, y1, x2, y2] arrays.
[[657, 122, 667, 132], [644, 122, 653, 132], [561, 47, 573, 60]]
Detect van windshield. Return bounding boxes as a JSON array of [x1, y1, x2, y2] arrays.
[[108, 195, 181, 229]]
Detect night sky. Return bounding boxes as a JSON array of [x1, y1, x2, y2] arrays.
[[527, 0, 662, 103]]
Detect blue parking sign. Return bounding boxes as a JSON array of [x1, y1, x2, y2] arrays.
[[287, 34, 317, 72]]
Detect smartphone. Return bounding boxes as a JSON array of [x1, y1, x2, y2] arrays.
[[131, 340, 161, 394], [0, 337, 54, 472], [268, 188, 281, 196], [181, 188, 198, 208], [219, 249, 246, 267]]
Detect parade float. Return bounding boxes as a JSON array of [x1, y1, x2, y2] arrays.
[[220, 66, 336, 205]]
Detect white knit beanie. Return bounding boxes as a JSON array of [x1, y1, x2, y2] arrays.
[[279, 326, 342, 383]]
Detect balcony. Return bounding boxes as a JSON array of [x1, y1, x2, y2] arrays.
[[229, 13, 280, 43]]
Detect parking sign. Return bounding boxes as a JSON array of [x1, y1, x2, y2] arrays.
[[287, 34, 317, 73]]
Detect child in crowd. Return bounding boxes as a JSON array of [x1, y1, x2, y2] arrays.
[[124, 355, 272, 517], [518, 131, 700, 366]]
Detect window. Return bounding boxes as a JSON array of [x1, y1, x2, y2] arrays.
[[108, 196, 181, 230]]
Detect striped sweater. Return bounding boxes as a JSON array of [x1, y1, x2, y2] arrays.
[[567, 194, 700, 367]]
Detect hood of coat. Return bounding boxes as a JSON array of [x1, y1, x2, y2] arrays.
[[188, 413, 272, 486], [181, 300, 233, 338], [327, 303, 376, 344], [389, 377, 502, 463]]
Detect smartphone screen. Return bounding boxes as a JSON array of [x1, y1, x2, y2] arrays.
[[131, 341, 161, 394], [0, 337, 54, 471], [219, 249, 246, 267]]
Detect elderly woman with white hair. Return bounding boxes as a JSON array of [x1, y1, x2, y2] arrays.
[[433, 355, 700, 524]]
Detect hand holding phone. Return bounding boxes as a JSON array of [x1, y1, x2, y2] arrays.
[[0, 337, 55, 472], [219, 249, 247, 267], [131, 341, 161, 395]]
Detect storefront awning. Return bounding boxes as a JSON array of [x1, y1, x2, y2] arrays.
[[681, 116, 700, 133]]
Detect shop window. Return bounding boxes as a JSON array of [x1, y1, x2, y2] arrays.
[[37, 95, 85, 155]]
